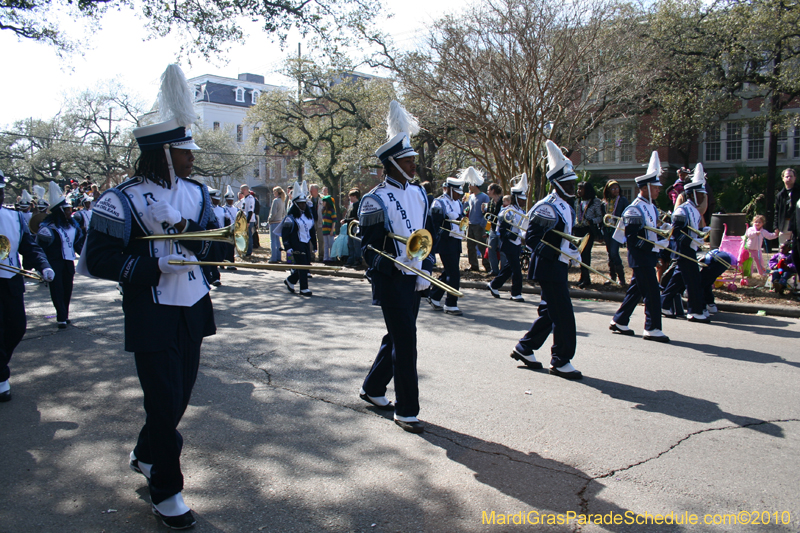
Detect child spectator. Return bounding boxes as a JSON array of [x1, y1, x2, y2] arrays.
[[502, 194, 512, 208], [768, 242, 795, 295], [741, 215, 778, 276]]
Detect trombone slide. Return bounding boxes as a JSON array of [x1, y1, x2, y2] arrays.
[[0, 263, 44, 281], [168, 260, 342, 272], [537, 239, 621, 286]]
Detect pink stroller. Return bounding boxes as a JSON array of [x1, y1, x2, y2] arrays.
[[716, 223, 744, 291]]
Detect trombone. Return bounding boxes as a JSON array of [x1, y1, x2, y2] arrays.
[[0, 235, 44, 281], [440, 218, 492, 248], [603, 214, 707, 266], [139, 211, 249, 255], [501, 212, 620, 286], [167, 260, 343, 273], [347, 221, 463, 297]]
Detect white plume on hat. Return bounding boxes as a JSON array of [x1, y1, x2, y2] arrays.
[[386, 100, 420, 140], [545, 140, 577, 182], [685, 162, 706, 192], [47, 181, 67, 211], [33, 185, 46, 200], [20, 190, 33, 204], [635, 151, 663, 186], [291, 180, 309, 202], [510, 173, 528, 199], [224, 185, 235, 199], [457, 166, 484, 187], [158, 64, 198, 128]]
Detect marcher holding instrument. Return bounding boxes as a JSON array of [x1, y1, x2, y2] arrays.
[[83, 64, 217, 529], [0, 170, 53, 402], [357, 100, 435, 434]]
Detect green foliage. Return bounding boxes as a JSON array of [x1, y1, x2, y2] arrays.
[[715, 166, 770, 216]]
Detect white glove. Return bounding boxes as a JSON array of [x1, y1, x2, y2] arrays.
[[566, 247, 581, 264], [158, 254, 193, 275], [150, 202, 182, 226], [42, 268, 55, 282], [415, 271, 432, 292], [702, 226, 711, 233], [653, 238, 670, 251]]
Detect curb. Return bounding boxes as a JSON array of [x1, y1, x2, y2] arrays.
[[304, 268, 800, 319]]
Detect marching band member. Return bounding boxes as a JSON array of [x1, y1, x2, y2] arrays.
[[510, 141, 582, 380], [610, 151, 671, 342], [488, 173, 527, 302], [222, 186, 238, 269], [661, 163, 710, 323], [662, 249, 733, 317], [0, 171, 54, 402], [37, 182, 85, 329], [358, 100, 434, 434], [282, 180, 317, 296], [83, 64, 218, 529], [33, 185, 47, 214], [429, 176, 466, 315], [72, 194, 94, 233], [18, 190, 34, 227]]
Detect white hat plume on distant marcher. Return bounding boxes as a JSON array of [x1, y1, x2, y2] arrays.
[[545, 141, 577, 183], [457, 166, 484, 187], [47, 181, 68, 212], [510, 173, 528, 200], [224, 185, 235, 199], [20, 189, 33, 206], [291, 180, 309, 203], [33, 185, 46, 200], [375, 100, 419, 181], [635, 151, 663, 187], [684, 162, 706, 197]]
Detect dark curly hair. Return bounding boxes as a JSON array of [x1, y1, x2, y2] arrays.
[[134, 150, 170, 187]]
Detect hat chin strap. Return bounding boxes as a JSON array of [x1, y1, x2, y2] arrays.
[[554, 180, 575, 198], [163, 145, 177, 187], [389, 156, 413, 182]]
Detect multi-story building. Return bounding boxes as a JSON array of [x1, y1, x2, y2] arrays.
[[188, 72, 293, 204], [576, 99, 800, 202]]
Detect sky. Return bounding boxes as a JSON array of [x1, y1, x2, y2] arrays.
[[0, 0, 463, 127]]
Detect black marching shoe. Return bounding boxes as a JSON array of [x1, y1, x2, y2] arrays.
[[359, 389, 394, 411], [0, 390, 11, 402], [152, 506, 196, 530], [394, 418, 424, 434], [284, 279, 295, 294], [510, 349, 543, 370], [609, 322, 635, 336], [549, 363, 583, 380]]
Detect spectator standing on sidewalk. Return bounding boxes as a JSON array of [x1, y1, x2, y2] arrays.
[[268, 186, 286, 263]]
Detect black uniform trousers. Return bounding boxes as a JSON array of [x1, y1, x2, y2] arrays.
[[490, 240, 522, 297], [48, 258, 75, 323], [430, 237, 461, 307], [362, 279, 422, 419], [661, 257, 704, 316], [701, 261, 728, 306], [286, 241, 311, 290], [517, 277, 576, 367], [613, 265, 662, 331], [0, 276, 27, 383], [573, 226, 596, 282], [133, 311, 201, 506], [224, 242, 235, 263]]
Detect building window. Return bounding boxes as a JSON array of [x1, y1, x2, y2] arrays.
[[586, 129, 601, 164], [705, 125, 721, 161], [747, 121, 765, 159], [235, 88, 245, 103], [252, 90, 260, 104], [794, 127, 800, 158], [236, 124, 243, 143], [726, 122, 742, 160], [253, 165, 259, 178], [213, 122, 220, 131], [603, 130, 616, 163], [619, 125, 635, 163]]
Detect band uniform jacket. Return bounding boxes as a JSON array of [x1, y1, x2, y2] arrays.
[[525, 193, 574, 283], [84, 176, 219, 353], [622, 196, 661, 269], [358, 177, 435, 308], [0, 208, 50, 298]]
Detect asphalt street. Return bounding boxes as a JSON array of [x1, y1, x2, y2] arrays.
[[1, 270, 798, 533]]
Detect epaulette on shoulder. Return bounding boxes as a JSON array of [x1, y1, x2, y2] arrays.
[[358, 193, 388, 229], [90, 189, 133, 245]]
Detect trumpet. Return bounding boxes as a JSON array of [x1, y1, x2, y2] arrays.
[[0, 235, 44, 281], [139, 211, 249, 255], [167, 260, 343, 273], [347, 221, 463, 297], [440, 217, 492, 248]]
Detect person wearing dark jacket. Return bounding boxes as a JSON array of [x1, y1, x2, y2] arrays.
[[36, 182, 85, 329], [282, 181, 317, 296], [342, 189, 361, 267], [82, 64, 218, 530], [775, 168, 798, 246], [0, 171, 54, 402], [602, 180, 629, 285]]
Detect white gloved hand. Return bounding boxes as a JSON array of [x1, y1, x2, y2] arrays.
[[42, 268, 55, 282], [702, 226, 711, 233], [415, 271, 432, 292], [653, 238, 670, 251], [566, 247, 581, 264], [149, 202, 182, 226], [158, 254, 193, 275]]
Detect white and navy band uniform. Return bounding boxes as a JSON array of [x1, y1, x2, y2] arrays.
[[515, 190, 579, 367], [660, 170, 708, 318], [37, 206, 85, 325], [358, 173, 435, 420], [281, 200, 317, 292], [490, 201, 526, 298], [73, 204, 93, 232], [429, 185, 464, 308], [0, 194, 51, 394], [611, 153, 668, 335]]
